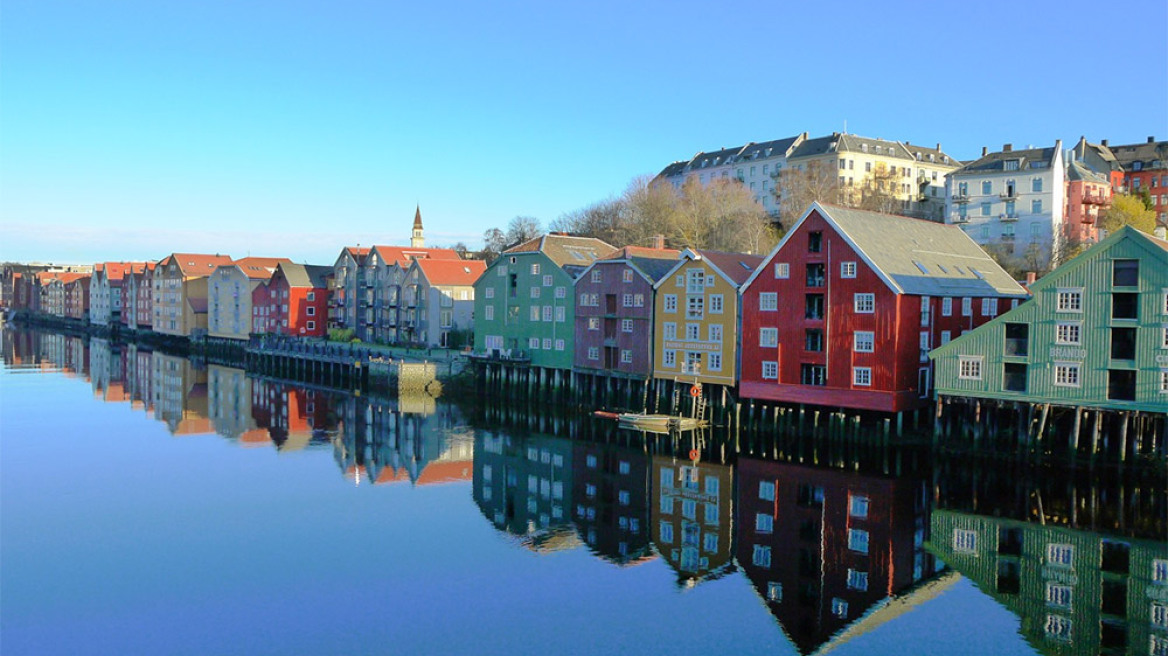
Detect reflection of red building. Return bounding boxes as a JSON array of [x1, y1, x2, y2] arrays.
[[735, 459, 936, 654], [250, 380, 334, 451]]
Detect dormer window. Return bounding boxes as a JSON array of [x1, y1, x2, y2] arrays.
[[1004, 159, 1020, 171], [1133, 161, 1143, 171]]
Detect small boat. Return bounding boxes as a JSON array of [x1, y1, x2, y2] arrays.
[[616, 413, 705, 433]]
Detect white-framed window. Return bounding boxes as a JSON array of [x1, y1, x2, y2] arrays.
[[1047, 543, 1074, 568], [752, 545, 772, 568], [686, 296, 704, 319], [685, 323, 700, 340], [942, 297, 952, 316], [634, 294, 644, 307], [622, 269, 633, 283], [588, 317, 600, 330], [1054, 362, 1081, 387], [759, 292, 778, 311], [542, 306, 553, 322], [307, 306, 315, 316], [774, 263, 789, 278], [555, 286, 566, 299], [1045, 582, 1072, 609], [961, 297, 972, 316], [621, 319, 633, 333], [1055, 322, 1081, 345], [531, 263, 540, 275], [1056, 289, 1083, 312], [555, 306, 565, 322], [663, 350, 676, 367], [1153, 603, 1168, 630], [591, 269, 601, 283], [543, 274, 553, 287], [623, 293, 633, 307], [1155, 558, 1168, 583], [1161, 370, 1168, 393], [529, 337, 541, 349], [306, 320, 315, 331], [530, 286, 540, 299], [760, 327, 778, 347], [484, 305, 494, 320], [849, 495, 869, 518], [663, 322, 677, 340], [579, 292, 589, 306], [555, 339, 565, 351], [766, 582, 782, 602], [709, 294, 723, 314], [854, 293, 875, 313], [958, 356, 983, 380], [847, 568, 868, 591], [664, 294, 677, 313], [841, 261, 857, 278], [953, 528, 977, 553], [854, 331, 874, 352], [1044, 615, 1072, 642], [620, 350, 632, 363], [847, 528, 869, 554], [982, 298, 997, 315], [759, 481, 775, 501], [762, 361, 778, 379], [853, 367, 872, 386], [530, 306, 540, 321], [588, 347, 599, 360], [686, 269, 705, 293]]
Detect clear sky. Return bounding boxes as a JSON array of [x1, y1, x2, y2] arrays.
[[3, 0, 1165, 265]]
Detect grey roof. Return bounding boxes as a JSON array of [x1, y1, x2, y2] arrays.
[[736, 134, 806, 161], [817, 203, 1028, 297], [627, 255, 681, 283], [1105, 138, 1168, 169], [698, 250, 765, 285], [505, 234, 616, 276], [901, 142, 960, 168], [689, 145, 748, 170], [955, 144, 1059, 174], [787, 133, 843, 159], [278, 263, 331, 288], [1067, 160, 1109, 184]]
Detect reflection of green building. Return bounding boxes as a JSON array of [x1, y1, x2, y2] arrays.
[[927, 509, 1168, 655]]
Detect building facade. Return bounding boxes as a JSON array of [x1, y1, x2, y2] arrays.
[[651, 456, 733, 586], [931, 226, 1168, 412], [651, 249, 761, 388], [399, 258, 485, 348], [207, 257, 288, 341], [252, 263, 332, 337], [739, 203, 1028, 413]]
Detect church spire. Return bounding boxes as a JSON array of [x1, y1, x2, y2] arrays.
[[411, 205, 424, 248]]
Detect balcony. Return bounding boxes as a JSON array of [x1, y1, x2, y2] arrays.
[[952, 215, 969, 224], [951, 193, 970, 204], [1082, 191, 1111, 206], [1000, 213, 1018, 222], [999, 189, 1018, 200]]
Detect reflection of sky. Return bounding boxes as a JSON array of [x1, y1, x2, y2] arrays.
[[1, 364, 1036, 656]]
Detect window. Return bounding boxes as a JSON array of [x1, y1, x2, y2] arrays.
[[306, 306, 315, 316], [762, 361, 778, 379], [542, 306, 553, 322], [852, 366, 871, 386], [663, 350, 676, 367], [659, 522, 673, 542], [622, 269, 633, 283], [752, 545, 772, 568], [808, 231, 822, 253], [1056, 289, 1082, 312], [709, 294, 723, 314], [542, 338, 552, 349], [759, 327, 778, 347], [805, 294, 824, 319], [664, 294, 677, 313], [634, 294, 644, 307], [555, 306, 565, 322], [531, 287, 542, 299], [484, 306, 494, 320], [759, 292, 778, 311], [555, 339, 565, 351], [663, 322, 677, 340], [774, 263, 789, 278], [767, 582, 782, 602], [847, 569, 869, 591], [805, 329, 823, 352], [1047, 543, 1074, 567], [941, 297, 952, 316], [962, 297, 972, 316], [981, 298, 998, 315], [1032, 199, 1043, 214], [854, 331, 874, 352], [953, 529, 977, 553], [555, 286, 566, 298], [832, 598, 849, 619], [1045, 583, 1072, 609], [588, 317, 600, 330], [1044, 615, 1072, 642], [849, 495, 869, 518], [685, 323, 700, 340], [1056, 323, 1081, 344], [1113, 259, 1139, 287], [958, 356, 983, 380], [621, 319, 633, 333], [686, 296, 704, 319], [981, 180, 992, 195], [531, 263, 540, 275], [686, 269, 705, 293], [1032, 177, 1043, 192], [708, 353, 722, 371], [543, 274, 553, 287], [848, 528, 869, 554], [529, 337, 541, 349], [759, 481, 776, 501], [854, 293, 875, 313], [801, 364, 826, 386], [841, 261, 856, 278], [623, 293, 633, 307], [708, 324, 722, 342], [806, 263, 825, 287]]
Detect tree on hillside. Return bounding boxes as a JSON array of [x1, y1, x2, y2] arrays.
[[1099, 193, 1156, 234], [774, 160, 841, 226], [506, 215, 543, 246], [855, 162, 904, 215], [550, 197, 627, 246], [481, 228, 507, 263]]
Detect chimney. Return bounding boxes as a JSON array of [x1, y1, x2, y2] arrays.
[[1149, 136, 1156, 143], [1101, 139, 1109, 147], [936, 143, 942, 152], [1003, 143, 1013, 152], [1024, 272, 1037, 287], [652, 234, 666, 250], [981, 146, 988, 157]]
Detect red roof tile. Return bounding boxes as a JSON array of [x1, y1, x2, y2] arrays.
[[414, 258, 486, 285]]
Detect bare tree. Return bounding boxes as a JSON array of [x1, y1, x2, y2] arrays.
[[505, 215, 543, 246], [550, 197, 628, 246], [774, 160, 841, 227], [481, 228, 507, 263]]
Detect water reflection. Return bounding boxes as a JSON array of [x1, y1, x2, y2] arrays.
[[4, 325, 1166, 655]]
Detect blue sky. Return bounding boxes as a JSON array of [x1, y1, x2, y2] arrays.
[[3, 0, 1165, 265]]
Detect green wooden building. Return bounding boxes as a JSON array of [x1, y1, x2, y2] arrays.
[[473, 234, 614, 371], [930, 227, 1168, 455], [927, 509, 1168, 655]]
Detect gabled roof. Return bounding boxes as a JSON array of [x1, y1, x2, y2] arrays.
[[232, 256, 292, 280], [369, 244, 461, 267], [744, 203, 1027, 298], [1067, 160, 1109, 184], [953, 142, 1061, 174], [163, 253, 235, 277], [653, 248, 763, 289], [276, 263, 332, 288], [505, 234, 616, 274], [584, 246, 681, 285], [413, 258, 486, 286], [1106, 138, 1168, 170], [336, 246, 371, 266]]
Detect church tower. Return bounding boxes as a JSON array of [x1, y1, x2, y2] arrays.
[[410, 205, 425, 248]]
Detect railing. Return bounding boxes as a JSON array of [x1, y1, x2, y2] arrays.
[[1082, 191, 1110, 206], [952, 193, 970, 203]]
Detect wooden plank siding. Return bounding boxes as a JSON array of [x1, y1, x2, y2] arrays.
[[931, 226, 1168, 412], [574, 260, 657, 378]]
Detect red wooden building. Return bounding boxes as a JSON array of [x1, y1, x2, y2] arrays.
[[252, 262, 332, 337], [739, 203, 1027, 413]]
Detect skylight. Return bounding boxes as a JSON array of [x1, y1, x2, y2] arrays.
[[913, 260, 929, 274], [970, 268, 985, 280]]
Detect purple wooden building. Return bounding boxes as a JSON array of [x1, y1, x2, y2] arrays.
[[573, 243, 679, 379]]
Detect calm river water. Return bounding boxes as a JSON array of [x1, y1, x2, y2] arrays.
[[2, 326, 1165, 656]]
